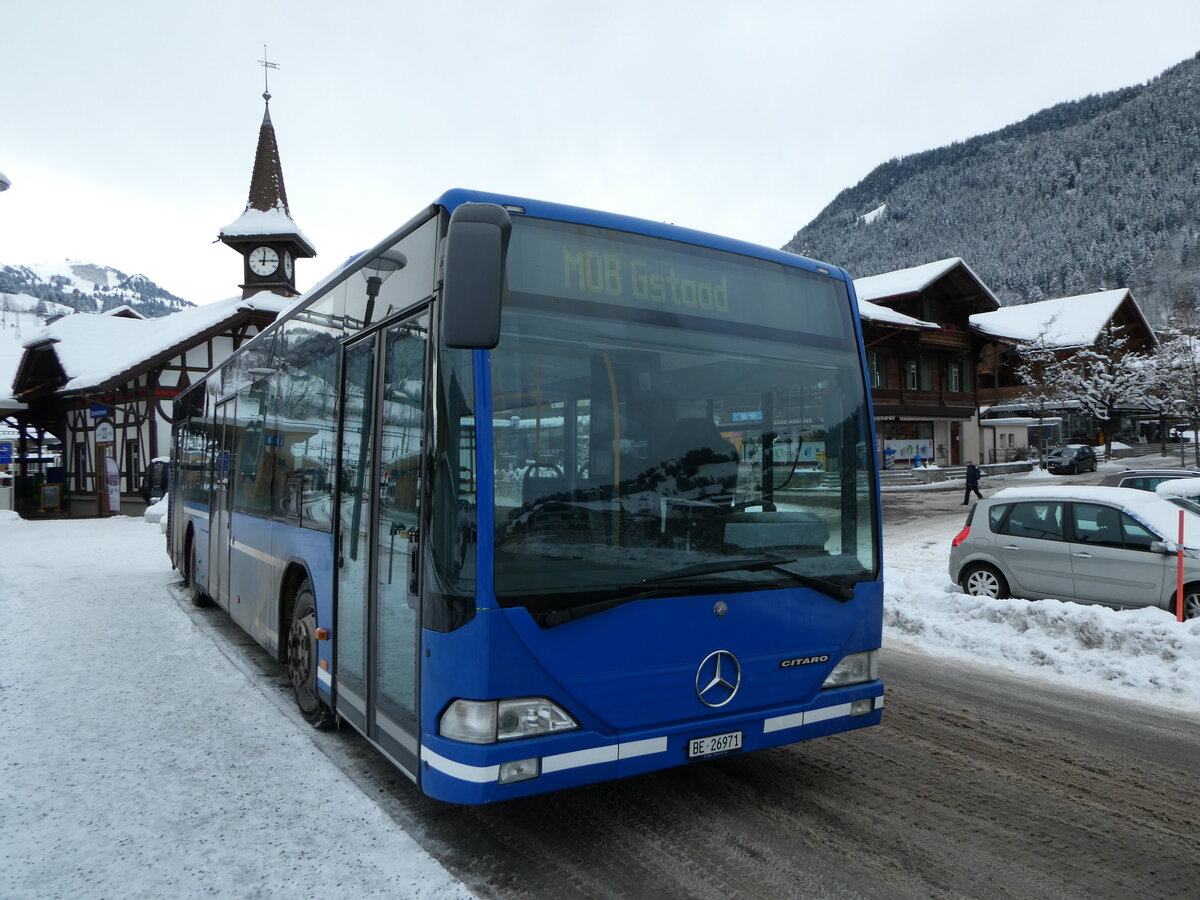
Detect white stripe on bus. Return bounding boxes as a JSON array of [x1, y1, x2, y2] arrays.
[[762, 695, 883, 734], [423, 735, 670, 782], [425, 697, 884, 783], [231, 541, 281, 568]]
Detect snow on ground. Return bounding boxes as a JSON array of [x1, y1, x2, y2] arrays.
[[885, 515, 1200, 712], [0, 513, 473, 900], [3, 469, 1199, 897], [884, 453, 1200, 713]]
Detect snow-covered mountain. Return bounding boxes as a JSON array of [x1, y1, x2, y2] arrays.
[[787, 51, 1200, 324], [0, 260, 193, 319]]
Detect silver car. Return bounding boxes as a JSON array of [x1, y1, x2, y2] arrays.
[[948, 485, 1200, 619]]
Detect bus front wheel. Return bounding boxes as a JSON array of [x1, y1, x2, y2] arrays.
[[287, 580, 337, 730]]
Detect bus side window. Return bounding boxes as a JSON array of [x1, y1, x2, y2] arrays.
[[268, 315, 341, 529]]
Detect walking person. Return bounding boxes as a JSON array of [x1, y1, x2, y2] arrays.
[[962, 460, 983, 505]]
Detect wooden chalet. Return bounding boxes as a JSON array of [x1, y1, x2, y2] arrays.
[[855, 258, 1001, 467], [970, 288, 1158, 447]]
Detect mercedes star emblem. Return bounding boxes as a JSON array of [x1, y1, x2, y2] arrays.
[[695, 649, 741, 707]]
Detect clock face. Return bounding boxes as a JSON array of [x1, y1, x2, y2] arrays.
[[283, 251, 294, 279], [249, 246, 279, 276]]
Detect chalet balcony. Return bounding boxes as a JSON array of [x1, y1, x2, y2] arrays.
[[915, 325, 970, 351], [871, 387, 977, 419]]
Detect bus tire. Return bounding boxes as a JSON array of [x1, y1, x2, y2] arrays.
[[185, 533, 212, 607], [287, 579, 337, 730]]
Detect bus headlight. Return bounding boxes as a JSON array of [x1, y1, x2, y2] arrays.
[[822, 651, 879, 688], [439, 697, 578, 744]]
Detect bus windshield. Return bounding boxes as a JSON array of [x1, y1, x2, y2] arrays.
[[490, 218, 877, 616]]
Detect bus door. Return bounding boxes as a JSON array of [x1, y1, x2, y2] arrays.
[[336, 312, 428, 776], [208, 397, 236, 611]]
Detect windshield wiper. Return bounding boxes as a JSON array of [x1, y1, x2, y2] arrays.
[[640, 555, 799, 583], [531, 581, 738, 628], [644, 556, 854, 603], [531, 556, 856, 627]]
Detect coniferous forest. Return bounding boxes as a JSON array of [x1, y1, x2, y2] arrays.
[[785, 52, 1200, 323]]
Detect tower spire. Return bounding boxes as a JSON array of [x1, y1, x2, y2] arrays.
[[217, 49, 316, 299], [248, 46, 287, 214]]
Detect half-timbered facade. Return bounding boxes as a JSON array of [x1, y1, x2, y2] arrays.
[[11, 296, 289, 516], [6, 79, 313, 518]]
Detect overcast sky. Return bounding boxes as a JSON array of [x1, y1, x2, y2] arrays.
[[3, 1, 1199, 306]]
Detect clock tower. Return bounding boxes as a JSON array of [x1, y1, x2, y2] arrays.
[[219, 60, 315, 299]]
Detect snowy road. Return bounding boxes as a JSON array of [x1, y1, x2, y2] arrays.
[[3, 461, 1198, 898], [188, 591, 1199, 900]]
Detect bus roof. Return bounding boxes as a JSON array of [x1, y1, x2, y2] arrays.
[[434, 188, 850, 284]]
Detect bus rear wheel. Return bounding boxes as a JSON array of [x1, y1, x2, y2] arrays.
[[287, 580, 336, 730], [185, 535, 211, 607]]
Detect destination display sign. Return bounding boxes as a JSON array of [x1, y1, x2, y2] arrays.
[[505, 219, 851, 340]]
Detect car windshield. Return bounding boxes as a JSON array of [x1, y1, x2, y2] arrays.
[[488, 217, 878, 616]]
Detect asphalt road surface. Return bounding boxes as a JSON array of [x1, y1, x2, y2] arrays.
[[181, 460, 1200, 899]]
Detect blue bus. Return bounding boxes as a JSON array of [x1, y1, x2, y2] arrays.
[[168, 189, 884, 804]]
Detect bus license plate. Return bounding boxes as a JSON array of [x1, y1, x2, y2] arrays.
[[688, 730, 743, 759]]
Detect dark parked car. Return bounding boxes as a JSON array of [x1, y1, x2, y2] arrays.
[[1045, 445, 1097, 475], [140, 459, 169, 504], [1098, 468, 1200, 492]]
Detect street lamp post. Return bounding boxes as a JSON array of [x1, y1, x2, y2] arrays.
[[1173, 399, 1187, 467]]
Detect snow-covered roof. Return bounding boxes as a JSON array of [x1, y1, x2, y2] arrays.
[[854, 257, 1001, 307], [855, 296, 939, 330], [103, 305, 145, 319], [220, 203, 313, 249], [0, 332, 26, 407], [978, 416, 1063, 427], [969, 289, 1132, 347], [23, 293, 295, 393]]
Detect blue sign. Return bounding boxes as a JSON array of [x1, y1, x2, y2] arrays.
[[0, 442, 12, 465], [89, 404, 111, 418], [731, 410, 763, 423]]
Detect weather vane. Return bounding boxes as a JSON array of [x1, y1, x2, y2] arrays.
[[258, 45, 279, 101]]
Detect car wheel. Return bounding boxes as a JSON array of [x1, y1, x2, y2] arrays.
[[287, 579, 337, 730], [1173, 585, 1200, 621], [961, 564, 1009, 599]]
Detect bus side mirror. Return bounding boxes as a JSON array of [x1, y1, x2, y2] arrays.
[[442, 202, 512, 349]]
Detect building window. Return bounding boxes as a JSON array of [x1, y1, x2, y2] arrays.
[[948, 361, 962, 392], [868, 352, 886, 388], [75, 443, 88, 491], [904, 360, 918, 390], [919, 355, 933, 390], [125, 441, 141, 492]]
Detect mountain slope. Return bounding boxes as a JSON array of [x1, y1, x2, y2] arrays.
[[785, 52, 1200, 322], [0, 260, 193, 318]]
